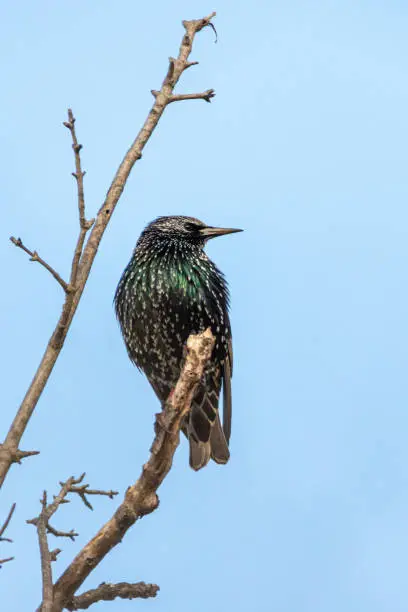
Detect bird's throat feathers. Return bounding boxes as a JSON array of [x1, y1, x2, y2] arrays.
[[129, 235, 229, 307]]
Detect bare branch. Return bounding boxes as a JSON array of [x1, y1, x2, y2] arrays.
[[29, 476, 119, 610], [0, 556, 14, 568], [63, 111, 86, 229], [0, 503, 16, 568], [51, 329, 215, 610], [28, 474, 116, 544], [68, 483, 118, 511], [168, 88, 215, 103], [29, 491, 55, 611], [9, 237, 70, 292], [66, 582, 159, 610], [27, 517, 77, 541], [43, 477, 78, 518], [63, 110, 94, 288], [0, 10, 217, 490], [26, 481, 79, 606], [0, 503, 16, 542], [45, 525, 78, 541]]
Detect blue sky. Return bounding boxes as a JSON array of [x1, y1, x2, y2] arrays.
[[2, 1, 408, 610]]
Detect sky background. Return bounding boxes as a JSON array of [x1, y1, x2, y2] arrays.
[[2, 1, 408, 610]]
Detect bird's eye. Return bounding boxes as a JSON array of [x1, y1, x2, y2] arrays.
[[185, 222, 202, 234]]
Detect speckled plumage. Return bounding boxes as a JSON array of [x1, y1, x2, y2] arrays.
[[114, 215, 241, 470]]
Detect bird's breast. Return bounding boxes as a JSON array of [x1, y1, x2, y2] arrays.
[[116, 256, 230, 382]]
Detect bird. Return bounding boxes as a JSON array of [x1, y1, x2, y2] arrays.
[[114, 215, 242, 470]]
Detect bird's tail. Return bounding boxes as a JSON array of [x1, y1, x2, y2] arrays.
[[186, 382, 230, 470], [188, 415, 230, 470]]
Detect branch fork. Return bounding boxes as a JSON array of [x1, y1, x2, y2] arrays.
[[28, 475, 118, 610]]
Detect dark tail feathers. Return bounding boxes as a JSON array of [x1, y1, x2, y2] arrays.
[[188, 413, 230, 471]]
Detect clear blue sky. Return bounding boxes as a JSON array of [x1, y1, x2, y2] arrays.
[[2, 1, 408, 610]]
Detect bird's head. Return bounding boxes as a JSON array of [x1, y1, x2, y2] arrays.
[[141, 215, 243, 248]]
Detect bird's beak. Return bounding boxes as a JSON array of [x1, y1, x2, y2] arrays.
[[199, 226, 243, 239]]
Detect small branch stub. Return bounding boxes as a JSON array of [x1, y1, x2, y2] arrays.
[[185, 60, 199, 70], [13, 449, 40, 464], [50, 548, 62, 562]]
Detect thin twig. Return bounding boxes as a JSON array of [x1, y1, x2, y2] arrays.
[[51, 329, 215, 610], [0, 556, 14, 567], [9, 238, 69, 292], [65, 582, 159, 610], [0, 11, 217, 490], [0, 503, 15, 568], [0, 503, 16, 542], [45, 525, 78, 541], [168, 89, 215, 103], [63, 110, 94, 288], [39, 494, 54, 611], [68, 484, 118, 511], [63, 111, 86, 229]]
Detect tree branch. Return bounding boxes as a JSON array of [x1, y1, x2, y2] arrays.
[[9, 237, 70, 292], [0, 556, 14, 568], [28, 476, 119, 611], [0, 11, 216, 490], [67, 483, 118, 512], [51, 329, 215, 611], [28, 481, 85, 611], [65, 582, 159, 610], [0, 502, 16, 542], [168, 89, 215, 103], [0, 503, 16, 568], [63, 110, 94, 288], [36, 492, 55, 611]]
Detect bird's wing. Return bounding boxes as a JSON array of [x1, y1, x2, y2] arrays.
[[222, 337, 233, 444], [188, 365, 230, 470]]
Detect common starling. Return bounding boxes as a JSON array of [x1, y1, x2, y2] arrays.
[[114, 215, 242, 470]]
